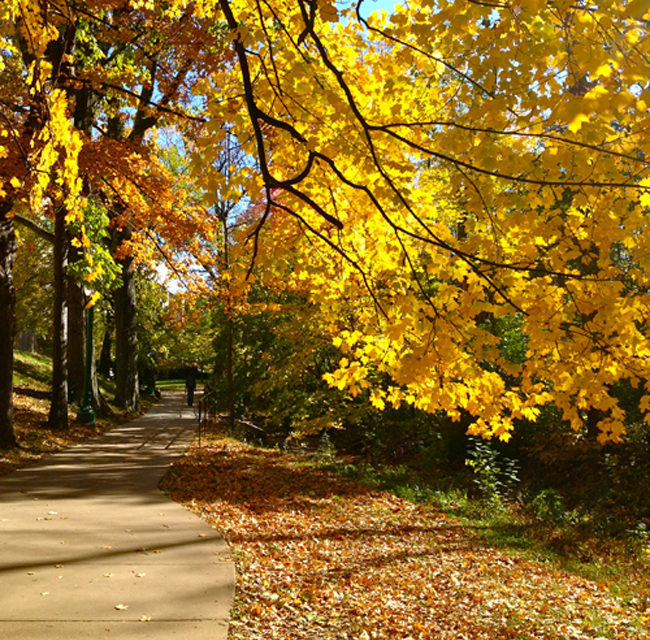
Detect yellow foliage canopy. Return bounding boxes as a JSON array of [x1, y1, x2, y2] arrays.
[[187, 0, 650, 443], [3, 0, 650, 443]]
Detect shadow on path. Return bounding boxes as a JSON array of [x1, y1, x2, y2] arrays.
[[0, 391, 234, 639]]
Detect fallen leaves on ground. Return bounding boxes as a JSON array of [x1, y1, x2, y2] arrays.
[[0, 388, 155, 476], [0, 391, 104, 475], [164, 438, 650, 640]]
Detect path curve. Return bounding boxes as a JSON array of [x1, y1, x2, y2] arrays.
[[0, 391, 234, 639]]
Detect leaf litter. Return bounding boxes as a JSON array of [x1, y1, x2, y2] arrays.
[[163, 438, 650, 639]]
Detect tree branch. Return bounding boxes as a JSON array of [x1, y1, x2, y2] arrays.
[[14, 215, 54, 243]]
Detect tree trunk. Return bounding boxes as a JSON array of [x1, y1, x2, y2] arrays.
[[220, 209, 235, 431], [91, 343, 113, 416], [587, 408, 603, 441], [114, 253, 138, 411], [67, 243, 85, 404], [0, 201, 17, 449], [225, 309, 235, 431], [98, 311, 113, 377], [72, 69, 109, 412], [45, 24, 78, 431], [17, 332, 37, 353], [47, 206, 69, 431]]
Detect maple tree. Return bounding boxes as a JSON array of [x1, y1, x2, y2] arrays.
[[1, 0, 212, 442], [190, 0, 650, 444], [1, 0, 84, 442], [3, 0, 650, 447]]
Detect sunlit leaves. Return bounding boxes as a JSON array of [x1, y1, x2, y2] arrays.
[[4, 0, 650, 442], [190, 0, 650, 442]]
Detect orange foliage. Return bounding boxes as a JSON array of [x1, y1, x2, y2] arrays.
[[165, 439, 650, 639]]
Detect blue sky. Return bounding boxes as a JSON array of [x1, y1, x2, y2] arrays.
[[353, 0, 397, 19]]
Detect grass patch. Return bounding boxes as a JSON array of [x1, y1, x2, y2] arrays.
[[98, 372, 116, 402], [156, 379, 185, 390], [13, 349, 51, 390]]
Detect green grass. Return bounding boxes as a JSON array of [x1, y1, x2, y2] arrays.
[[156, 379, 185, 390], [13, 349, 52, 390], [98, 371, 116, 401]]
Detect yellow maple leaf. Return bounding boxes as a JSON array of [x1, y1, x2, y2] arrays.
[[568, 113, 590, 133]]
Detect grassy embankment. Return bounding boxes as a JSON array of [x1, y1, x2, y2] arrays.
[[1, 349, 156, 476]]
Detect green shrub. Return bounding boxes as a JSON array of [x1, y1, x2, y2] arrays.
[[530, 488, 567, 524], [465, 437, 520, 510]]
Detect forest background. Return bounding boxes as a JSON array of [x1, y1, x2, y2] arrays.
[[1, 0, 650, 620]]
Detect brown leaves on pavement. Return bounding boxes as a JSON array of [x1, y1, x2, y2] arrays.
[[1, 387, 154, 476], [0, 392, 103, 475], [164, 439, 650, 640]]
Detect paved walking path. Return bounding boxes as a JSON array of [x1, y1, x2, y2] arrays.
[[0, 391, 234, 639]]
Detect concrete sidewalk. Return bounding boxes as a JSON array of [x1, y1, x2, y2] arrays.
[[0, 391, 234, 639]]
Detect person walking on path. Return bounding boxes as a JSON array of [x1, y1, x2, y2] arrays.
[[185, 370, 197, 407]]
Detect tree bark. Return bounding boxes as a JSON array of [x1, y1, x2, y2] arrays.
[[225, 310, 235, 431], [98, 311, 113, 377], [219, 207, 235, 431], [0, 201, 17, 448], [67, 243, 85, 404], [90, 342, 113, 416], [45, 23, 78, 431], [114, 252, 139, 411], [72, 79, 112, 414], [47, 206, 69, 431]]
